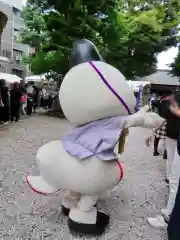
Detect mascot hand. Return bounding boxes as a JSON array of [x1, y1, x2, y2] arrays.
[[138, 105, 151, 113], [124, 111, 165, 129]]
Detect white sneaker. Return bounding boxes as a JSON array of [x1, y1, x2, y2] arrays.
[[161, 208, 170, 221], [148, 215, 167, 228]]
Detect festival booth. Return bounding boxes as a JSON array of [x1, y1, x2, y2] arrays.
[[143, 70, 179, 95], [25, 74, 47, 87], [0, 73, 21, 86], [25, 74, 56, 91]]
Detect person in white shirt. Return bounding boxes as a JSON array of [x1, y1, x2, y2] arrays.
[[27, 82, 34, 95]]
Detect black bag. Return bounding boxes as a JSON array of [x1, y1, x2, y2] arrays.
[[27, 97, 33, 115]]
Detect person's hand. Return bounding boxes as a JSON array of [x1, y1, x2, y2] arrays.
[[145, 136, 153, 147], [164, 95, 173, 101], [0, 100, 4, 107], [169, 100, 180, 117]]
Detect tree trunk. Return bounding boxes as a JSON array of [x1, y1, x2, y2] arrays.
[[51, 95, 65, 117]]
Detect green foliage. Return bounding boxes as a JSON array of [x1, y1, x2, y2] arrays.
[[23, 50, 70, 75], [21, 0, 180, 80], [20, 4, 47, 50], [170, 50, 180, 79]]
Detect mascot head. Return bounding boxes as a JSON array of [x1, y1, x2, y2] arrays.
[[59, 39, 136, 126]]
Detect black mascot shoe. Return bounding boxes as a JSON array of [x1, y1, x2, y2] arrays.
[[68, 211, 109, 236], [61, 205, 70, 216]]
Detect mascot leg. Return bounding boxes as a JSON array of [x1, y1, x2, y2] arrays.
[[68, 195, 109, 236], [61, 191, 81, 216]]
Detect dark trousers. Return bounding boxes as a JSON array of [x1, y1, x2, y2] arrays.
[[33, 104, 37, 112], [168, 179, 180, 240], [27, 102, 32, 115], [33, 97, 38, 112], [40, 97, 44, 107], [154, 137, 167, 159], [163, 149, 167, 159], [154, 137, 160, 155], [0, 105, 9, 122], [11, 104, 20, 122]]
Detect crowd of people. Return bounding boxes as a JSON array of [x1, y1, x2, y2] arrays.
[[146, 88, 180, 240], [0, 79, 56, 125]]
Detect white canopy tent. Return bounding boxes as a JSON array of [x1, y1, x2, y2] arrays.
[[127, 80, 151, 92], [25, 74, 47, 83], [0, 73, 21, 83], [143, 70, 179, 86]]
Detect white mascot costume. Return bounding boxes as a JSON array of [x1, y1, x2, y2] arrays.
[[27, 40, 164, 236]]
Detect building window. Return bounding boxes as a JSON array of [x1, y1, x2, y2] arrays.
[[13, 49, 23, 64], [5, 50, 11, 58], [13, 7, 21, 17], [0, 64, 6, 73], [12, 68, 23, 78], [0, 49, 11, 59], [13, 28, 20, 41]]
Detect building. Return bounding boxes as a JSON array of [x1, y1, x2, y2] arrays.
[[144, 69, 179, 86], [143, 69, 180, 94], [0, 0, 31, 78]]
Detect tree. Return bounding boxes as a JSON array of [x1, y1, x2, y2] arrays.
[[21, 2, 72, 75], [21, 4, 47, 52], [170, 48, 180, 80], [21, 0, 180, 79]]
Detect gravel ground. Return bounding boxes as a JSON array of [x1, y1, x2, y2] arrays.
[[0, 115, 168, 240]]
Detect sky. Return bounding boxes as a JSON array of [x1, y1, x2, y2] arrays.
[[157, 47, 178, 70], [21, 0, 179, 70]]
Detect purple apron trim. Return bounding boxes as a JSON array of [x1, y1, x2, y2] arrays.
[[61, 116, 126, 161], [88, 61, 131, 115]]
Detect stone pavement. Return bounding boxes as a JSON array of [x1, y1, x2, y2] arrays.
[[0, 115, 168, 240]]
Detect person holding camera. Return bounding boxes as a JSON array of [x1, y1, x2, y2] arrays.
[[148, 91, 180, 228], [166, 100, 180, 240]]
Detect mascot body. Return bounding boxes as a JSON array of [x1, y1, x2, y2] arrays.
[[27, 40, 164, 236]]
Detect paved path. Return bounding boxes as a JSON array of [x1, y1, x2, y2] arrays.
[[0, 115, 167, 240]]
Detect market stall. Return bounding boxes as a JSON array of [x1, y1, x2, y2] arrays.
[[143, 70, 179, 95], [0, 73, 21, 85]]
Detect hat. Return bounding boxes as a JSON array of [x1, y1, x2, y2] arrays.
[[70, 39, 103, 69]]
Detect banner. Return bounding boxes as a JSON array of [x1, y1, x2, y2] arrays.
[[135, 84, 143, 112]]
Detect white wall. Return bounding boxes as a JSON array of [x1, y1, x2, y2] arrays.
[[0, 0, 24, 10]]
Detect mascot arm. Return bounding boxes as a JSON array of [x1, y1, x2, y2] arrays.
[[124, 106, 165, 129]]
